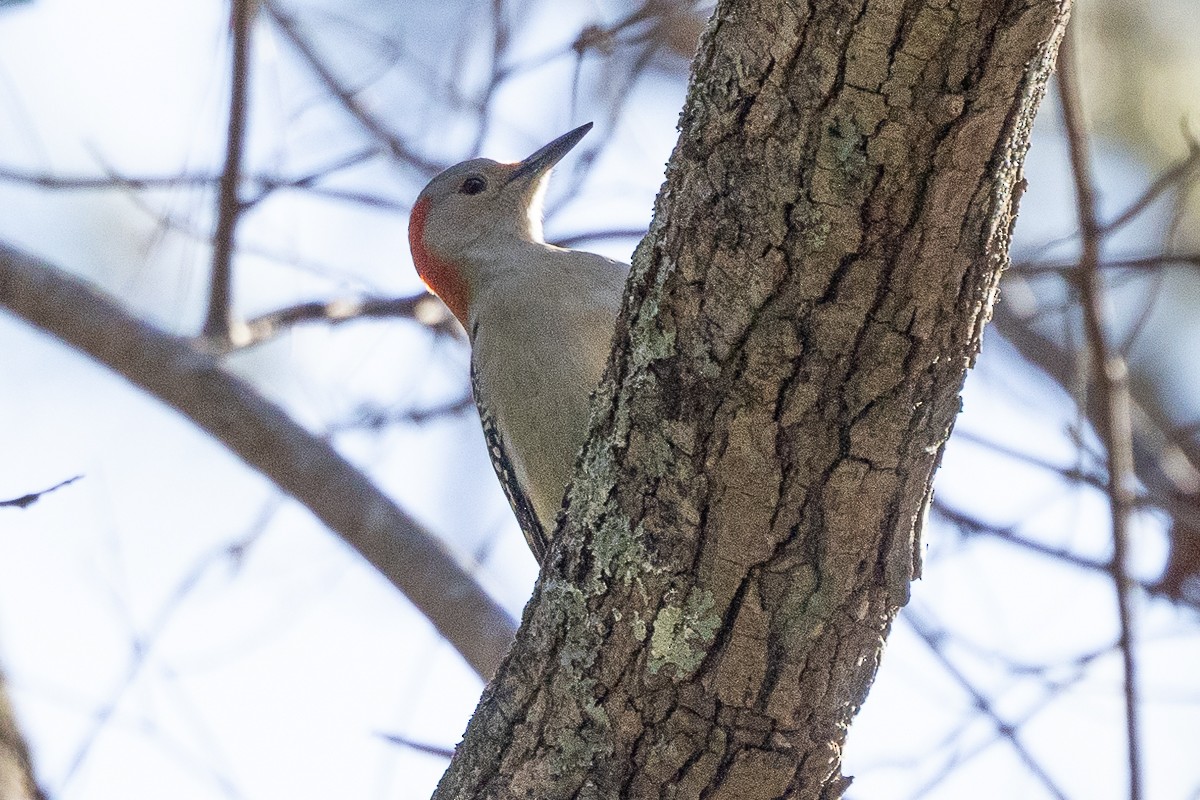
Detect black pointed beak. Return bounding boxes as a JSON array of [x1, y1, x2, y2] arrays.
[[506, 122, 593, 186]]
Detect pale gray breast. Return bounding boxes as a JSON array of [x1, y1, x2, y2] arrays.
[[469, 249, 628, 533]]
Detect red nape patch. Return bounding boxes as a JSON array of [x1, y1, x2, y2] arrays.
[[408, 197, 471, 327]]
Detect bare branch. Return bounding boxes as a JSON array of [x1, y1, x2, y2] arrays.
[[1058, 28, 1142, 799], [90, 174, 383, 285], [550, 228, 647, 249], [1100, 136, 1200, 236], [226, 293, 461, 350], [375, 732, 454, 760], [0, 475, 82, 509], [465, 0, 510, 156], [1012, 251, 1200, 275], [61, 498, 282, 788], [0, 241, 516, 679], [1017, 141, 1200, 267], [0, 161, 407, 211], [931, 501, 1197, 604], [327, 395, 475, 434], [204, 0, 255, 340], [907, 613, 1069, 800], [0, 667, 49, 800], [262, 0, 442, 176]]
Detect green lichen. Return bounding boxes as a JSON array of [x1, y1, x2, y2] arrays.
[[638, 427, 678, 482], [550, 698, 611, 777], [589, 515, 647, 590], [631, 611, 648, 642], [540, 578, 594, 672], [569, 436, 619, 519], [537, 582, 615, 780], [584, 699, 609, 729], [777, 563, 838, 650], [648, 589, 720, 678], [628, 251, 678, 372]]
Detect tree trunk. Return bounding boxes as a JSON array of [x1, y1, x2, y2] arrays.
[[433, 0, 1070, 798]]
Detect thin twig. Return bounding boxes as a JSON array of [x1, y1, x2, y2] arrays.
[[1014, 142, 1200, 268], [226, 293, 461, 350], [375, 732, 455, 760], [0, 474, 82, 509], [991, 297, 1200, 499], [466, 0, 510, 156], [263, 0, 442, 176], [953, 429, 1107, 487], [204, 0, 255, 339], [61, 499, 282, 789], [238, 147, 381, 206], [933, 502, 1159, 589], [907, 613, 1070, 800], [1116, 262, 1166, 354], [0, 167, 223, 191], [1011, 251, 1200, 275], [1057, 29, 1142, 799], [551, 228, 648, 249], [328, 394, 476, 434], [91, 169, 383, 286], [1100, 137, 1200, 235], [0, 153, 402, 209]]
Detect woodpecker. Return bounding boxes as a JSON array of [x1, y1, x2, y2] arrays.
[[408, 123, 628, 562]]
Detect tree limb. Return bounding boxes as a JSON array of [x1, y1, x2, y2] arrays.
[[0, 666, 47, 800], [0, 242, 517, 680]]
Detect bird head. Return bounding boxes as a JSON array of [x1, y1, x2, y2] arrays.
[[408, 122, 593, 327]]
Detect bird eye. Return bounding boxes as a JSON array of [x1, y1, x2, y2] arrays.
[[460, 176, 487, 195]]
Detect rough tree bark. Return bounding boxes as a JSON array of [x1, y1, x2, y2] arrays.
[[433, 1, 1070, 798]]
